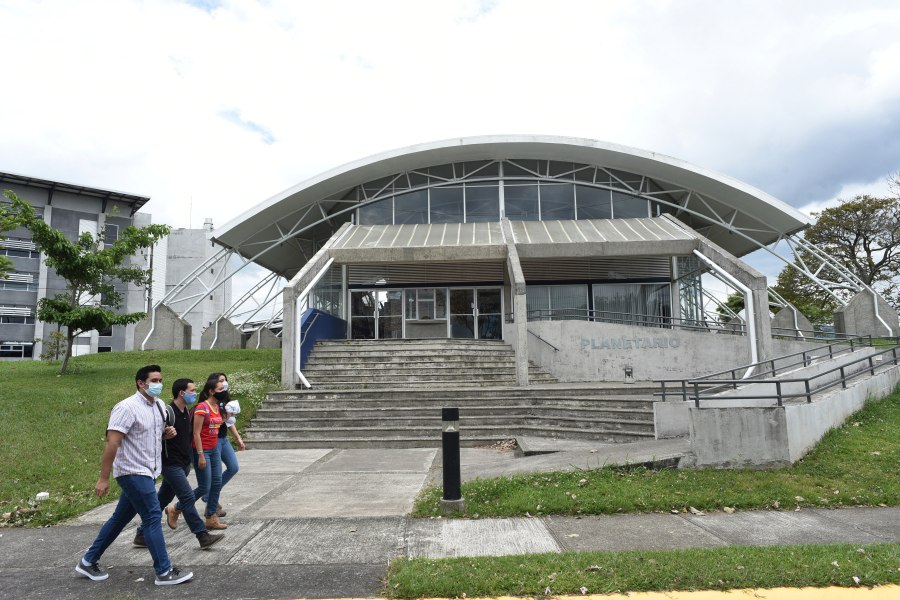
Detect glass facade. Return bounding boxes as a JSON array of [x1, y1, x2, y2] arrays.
[[592, 283, 671, 327], [355, 159, 656, 226], [676, 255, 704, 326], [527, 283, 672, 327]]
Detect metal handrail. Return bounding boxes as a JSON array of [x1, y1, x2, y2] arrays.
[[770, 326, 854, 341], [525, 308, 746, 335], [661, 344, 899, 407], [527, 329, 559, 352], [658, 335, 872, 394]]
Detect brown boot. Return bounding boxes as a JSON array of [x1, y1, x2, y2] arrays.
[[205, 514, 228, 530], [165, 506, 181, 530]]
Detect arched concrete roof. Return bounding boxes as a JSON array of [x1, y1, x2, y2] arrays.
[[213, 135, 810, 277]]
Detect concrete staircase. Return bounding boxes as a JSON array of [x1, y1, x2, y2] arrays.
[[299, 339, 558, 388], [247, 339, 657, 449]]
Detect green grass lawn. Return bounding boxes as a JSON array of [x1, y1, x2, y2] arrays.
[[413, 385, 900, 517], [398, 386, 900, 597], [386, 543, 900, 597], [0, 349, 280, 526]]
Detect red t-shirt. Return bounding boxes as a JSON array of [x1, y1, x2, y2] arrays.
[[193, 401, 224, 451]]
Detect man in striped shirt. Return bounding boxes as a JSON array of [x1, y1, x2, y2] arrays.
[[75, 365, 194, 586]]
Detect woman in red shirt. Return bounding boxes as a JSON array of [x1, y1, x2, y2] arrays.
[[190, 378, 227, 530]]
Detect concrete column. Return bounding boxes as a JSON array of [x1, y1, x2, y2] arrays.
[[683, 217, 774, 363], [772, 304, 814, 338], [834, 289, 899, 338], [501, 218, 529, 387], [280, 222, 352, 388], [281, 286, 296, 388]]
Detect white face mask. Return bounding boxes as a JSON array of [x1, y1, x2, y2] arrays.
[[146, 382, 164, 397], [222, 381, 229, 392]]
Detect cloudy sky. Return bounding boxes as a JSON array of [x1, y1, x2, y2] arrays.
[[2, 0, 900, 298]]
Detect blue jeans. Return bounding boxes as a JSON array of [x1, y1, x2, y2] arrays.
[[178, 445, 222, 518], [138, 463, 206, 536], [84, 474, 171, 576], [203, 437, 239, 505], [219, 437, 239, 490]]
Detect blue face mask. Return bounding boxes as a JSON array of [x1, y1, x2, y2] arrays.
[[183, 391, 198, 405], [146, 382, 164, 397]]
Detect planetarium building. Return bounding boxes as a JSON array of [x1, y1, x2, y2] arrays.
[[192, 135, 895, 389]]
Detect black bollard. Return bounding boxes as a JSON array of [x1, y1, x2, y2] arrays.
[[440, 406, 465, 512]]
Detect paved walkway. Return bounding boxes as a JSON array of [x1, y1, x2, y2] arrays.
[[2, 441, 898, 599]]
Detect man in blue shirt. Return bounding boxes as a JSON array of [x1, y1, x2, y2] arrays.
[[75, 365, 193, 586], [133, 378, 224, 549]]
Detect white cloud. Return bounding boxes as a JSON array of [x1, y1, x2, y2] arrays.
[[2, 0, 900, 305]]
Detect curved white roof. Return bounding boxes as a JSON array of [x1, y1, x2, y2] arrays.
[[213, 135, 810, 277]]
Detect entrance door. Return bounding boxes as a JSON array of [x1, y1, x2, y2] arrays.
[[476, 288, 502, 339], [351, 290, 403, 339], [449, 288, 502, 339], [376, 290, 402, 339]]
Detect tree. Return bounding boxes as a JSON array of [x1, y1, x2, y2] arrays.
[[0, 200, 16, 278], [773, 193, 900, 324], [3, 190, 170, 374], [715, 291, 745, 323]]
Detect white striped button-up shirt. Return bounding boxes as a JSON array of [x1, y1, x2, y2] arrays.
[[107, 391, 165, 479]]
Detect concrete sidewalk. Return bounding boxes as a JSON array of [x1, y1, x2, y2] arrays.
[[2, 444, 898, 599]]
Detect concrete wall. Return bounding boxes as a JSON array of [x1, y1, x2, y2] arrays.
[[834, 290, 899, 338], [772, 305, 814, 338], [688, 365, 899, 468], [200, 317, 242, 349], [133, 304, 191, 350], [246, 326, 281, 349], [525, 319, 821, 382]]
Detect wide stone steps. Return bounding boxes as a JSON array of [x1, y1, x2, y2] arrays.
[[248, 424, 654, 449], [300, 338, 557, 389], [256, 405, 654, 421], [245, 338, 658, 448], [260, 395, 654, 410]]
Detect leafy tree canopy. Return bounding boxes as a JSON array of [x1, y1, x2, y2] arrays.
[[773, 192, 900, 324], [2, 190, 170, 373]]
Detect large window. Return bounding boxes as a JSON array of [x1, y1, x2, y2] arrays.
[[0, 305, 36, 324], [355, 159, 658, 225], [0, 238, 39, 259], [405, 288, 447, 320], [526, 285, 589, 320], [592, 283, 671, 327], [0, 273, 37, 292], [0, 343, 33, 358]]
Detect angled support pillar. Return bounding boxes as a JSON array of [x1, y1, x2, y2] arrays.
[[281, 222, 352, 388], [694, 239, 773, 365], [501, 218, 528, 387]]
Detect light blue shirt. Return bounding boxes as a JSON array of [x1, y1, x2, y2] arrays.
[[107, 391, 165, 479]]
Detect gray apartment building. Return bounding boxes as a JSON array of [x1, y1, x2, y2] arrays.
[[0, 171, 151, 359], [1, 171, 235, 359]]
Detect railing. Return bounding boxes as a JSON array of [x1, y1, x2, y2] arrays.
[[656, 339, 899, 407], [527, 329, 559, 352], [657, 335, 874, 401], [525, 308, 746, 335], [770, 326, 854, 342]]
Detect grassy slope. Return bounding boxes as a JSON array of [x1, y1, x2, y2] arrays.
[[0, 349, 280, 525], [394, 387, 900, 597], [413, 386, 900, 517]]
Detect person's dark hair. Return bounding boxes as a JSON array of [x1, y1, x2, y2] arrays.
[[172, 378, 193, 399], [199, 375, 222, 403], [135, 365, 162, 390]]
